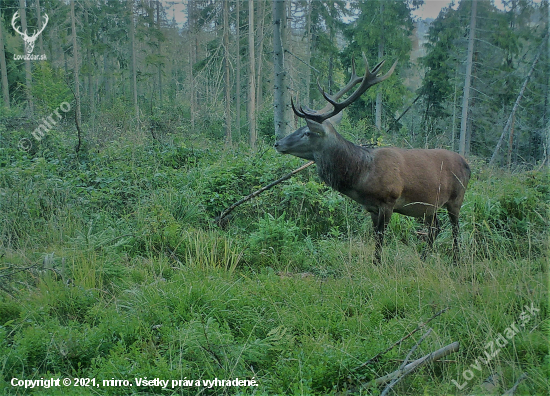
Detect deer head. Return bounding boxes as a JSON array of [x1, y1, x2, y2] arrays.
[[275, 53, 397, 160], [12, 11, 48, 55]]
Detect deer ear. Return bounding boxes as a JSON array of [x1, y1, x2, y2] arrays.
[[305, 119, 330, 136], [327, 112, 343, 126]]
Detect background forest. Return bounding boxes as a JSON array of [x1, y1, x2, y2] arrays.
[[0, 0, 549, 395]]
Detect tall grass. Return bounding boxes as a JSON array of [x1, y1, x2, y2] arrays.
[[0, 140, 548, 395]]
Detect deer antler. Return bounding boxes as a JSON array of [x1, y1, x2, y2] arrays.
[[11, 11, 26, 37], [292, 53, 397, 124], [30, 14, 49, 39]]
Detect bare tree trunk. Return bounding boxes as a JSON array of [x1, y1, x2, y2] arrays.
[[273, 0, 288, 140], [71, 0, 82, 150], [547, 4, 550, 169], [128, 0, 138, 119], [223, 0, 231, 146], [489, 41, 544, 166], [305, 0, 312, 106], [248, 0, 257, 149], [236, 0, 241, 136], [459, 0, 477, 157], [0, 8, 10, 109], [35, 0, 44, 55], [450, 65, 459, 151], [375, 2, 385, 130], [255, 0, 266, 112], [102, 34, 111, 105], [188, 0, 196, 129], [156, 1, 162, 104], [18, 0, 33, 115]]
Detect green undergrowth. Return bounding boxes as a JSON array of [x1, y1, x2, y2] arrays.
[[0, 139, 548, 395]]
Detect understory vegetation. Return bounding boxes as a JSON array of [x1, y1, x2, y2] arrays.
[[0, 127, 548, 395]]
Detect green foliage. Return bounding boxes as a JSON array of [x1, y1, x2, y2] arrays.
[[31, 63, 72, 114], [0, 139, 548, 395]]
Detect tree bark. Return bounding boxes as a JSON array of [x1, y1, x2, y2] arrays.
[[71, 0, 82, 151], [223, 0, 231, 146], [128, 0, 138, 119], [18, 0, 33, 115], [35, 0, 44, 56], [255, 0, 266, 112], [236, 0, 241, 136], [156, 1, 162, 104], [273, 0, 288, 140], [375, 2, 385, 130], [0, 8, 10, 109], [248, 0, 257, 149], [459, 0, 477, 157], [489, 40, 544, 166]]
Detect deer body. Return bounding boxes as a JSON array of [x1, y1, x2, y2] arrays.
[[275, 55, 470, 263]]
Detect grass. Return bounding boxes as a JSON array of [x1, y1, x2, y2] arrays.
[[0, 138, 548, 395]]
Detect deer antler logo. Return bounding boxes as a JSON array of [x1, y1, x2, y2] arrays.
[[12, 11, 48, 55]]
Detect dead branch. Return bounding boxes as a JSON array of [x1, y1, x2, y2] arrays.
[[362, 341, 460, 390], [502, 373, 528, 396], [215, 160, 315, 227], [380, 328, 433, 396]]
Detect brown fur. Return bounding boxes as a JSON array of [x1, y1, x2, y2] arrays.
[[274, 55, 470, 263]]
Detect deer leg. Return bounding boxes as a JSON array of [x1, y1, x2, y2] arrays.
[[371, 206, 393, 264], [421, 214, 440, 260]]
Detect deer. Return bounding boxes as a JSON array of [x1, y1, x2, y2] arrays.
[[12, 11, 48, 55], [274, 54, 470, 264]]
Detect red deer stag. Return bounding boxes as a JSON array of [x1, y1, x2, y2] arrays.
[[274, 54, 470, 264]]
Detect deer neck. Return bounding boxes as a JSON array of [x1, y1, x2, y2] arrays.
[[314, 133, 373, 193]]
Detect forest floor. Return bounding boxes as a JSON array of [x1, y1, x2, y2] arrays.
[[0, 138, 548, 395]]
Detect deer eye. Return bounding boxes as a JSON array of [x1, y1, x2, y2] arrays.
[[303, 131, 311, 137]]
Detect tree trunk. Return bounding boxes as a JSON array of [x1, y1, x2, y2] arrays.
[[256, 0, 266, 112], [273, 0, 288, 140], [0, 8, 10, 109], [188, 0, 196, 129], [305, 0, 312, 106], [223, 0, 231, 146], [489, 41, 544, 166], [18, 0, 33, 115], [248, 0, 257, 149], [156, 1, 162, 104], [35, 0, 44, 55], [459, 0, 477, 157], [375, 2, 385, 130], [547, 4, 550, 169], [71, 0, 82, 149], [236, 0, 241, 136], [128, 0, 138, 119]]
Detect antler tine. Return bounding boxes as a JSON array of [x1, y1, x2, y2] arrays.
[[293, 54, 396, 125], [291, 97, 307, 119], [11, 11, 25, 36], [370, 59, 386, 76]]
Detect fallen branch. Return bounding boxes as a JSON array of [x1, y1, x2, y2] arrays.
[[502, 373, 528, 396], [215, 160, 315, 227], [354, 307, 449, 370], [380, 328, 433, 396], [362, 341, 460, 390]]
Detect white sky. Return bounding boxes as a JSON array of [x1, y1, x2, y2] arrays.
[[412, 1, 457, 20]]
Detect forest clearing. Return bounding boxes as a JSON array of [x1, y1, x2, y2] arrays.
[[1, 0, 549, 395]]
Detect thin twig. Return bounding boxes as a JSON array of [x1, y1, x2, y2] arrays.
[[215, 161, 315, 226]]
